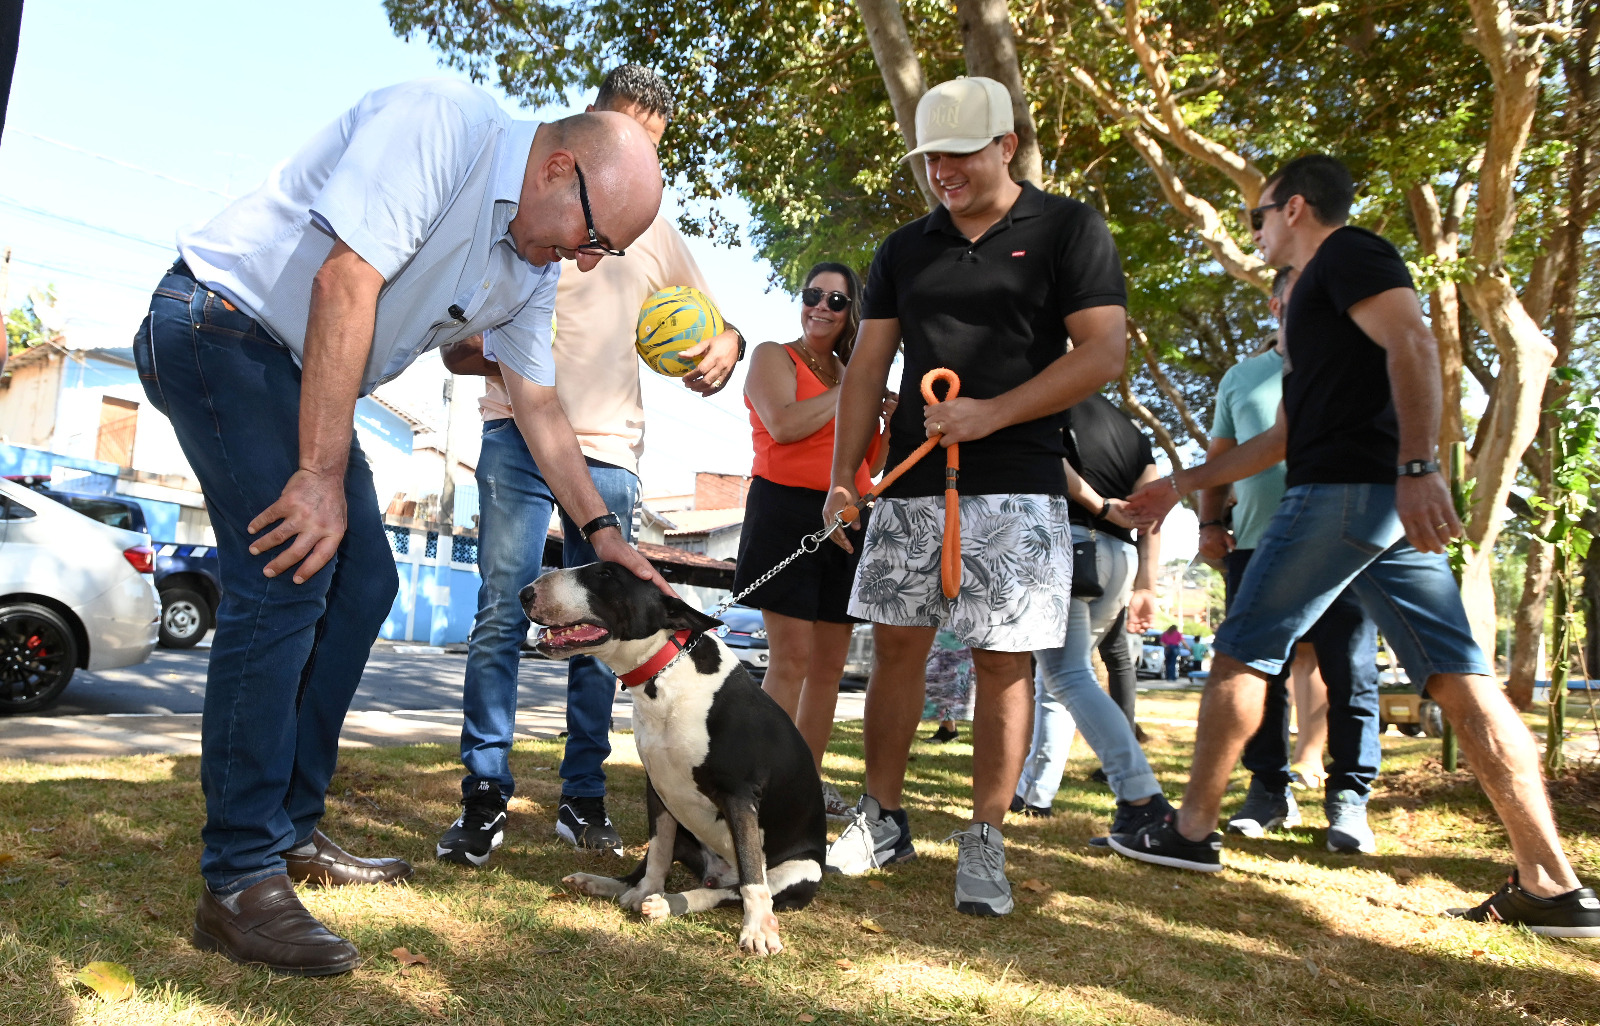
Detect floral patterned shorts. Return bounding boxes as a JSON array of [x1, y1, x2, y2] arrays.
[[847, 493, 1073, 652]]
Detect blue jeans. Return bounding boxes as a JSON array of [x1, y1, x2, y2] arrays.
[[1019, 528, 1161, 807], [1163, 645, 1181, 680], [459, 420, 638, 800], [134, 264, 399, 895], [1228, 548, 1382, 799], [1214, 483, 1490, 686]]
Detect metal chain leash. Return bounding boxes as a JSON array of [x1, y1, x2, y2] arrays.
[[710, 512, 851, 619]]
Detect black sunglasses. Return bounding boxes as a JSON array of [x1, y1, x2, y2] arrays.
[[572, 163, 626, 257], [801, 287, 851, 312], [1248, 201, 1286, 232]]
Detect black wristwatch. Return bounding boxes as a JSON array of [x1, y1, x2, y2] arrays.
[[725, 320, 747, 361], [579, 512, 622, 542], [1396, 459, 1441, 478], [1199, 520, 1227, 529]]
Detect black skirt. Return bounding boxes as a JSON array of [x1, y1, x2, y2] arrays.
[[732, 476, 867, 624]]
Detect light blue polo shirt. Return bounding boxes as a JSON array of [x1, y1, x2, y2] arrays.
[[1211, 347, 1288, 550], [178, 78, 559, 395]]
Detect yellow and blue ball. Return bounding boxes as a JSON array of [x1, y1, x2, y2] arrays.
[[635, 286, 725, 377]]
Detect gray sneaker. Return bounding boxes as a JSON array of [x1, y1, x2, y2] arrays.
[[825, 795, 914, 875], [1226, 778, 1301, 838], [951, 822, 1013, 917], [821, 781, 853, 823], [1325, 790, 1376, 853]]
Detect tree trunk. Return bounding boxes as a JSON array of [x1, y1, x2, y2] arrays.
[[856, 0, 936, 209], [1404, 182, 1469, 455], [1508, 525, 1553, 710], [1455, 0, 1562, 659], [953, 0, 1043, 186]]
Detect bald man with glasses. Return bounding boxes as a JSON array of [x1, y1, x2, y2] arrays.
[[135, 77, 665, 975]]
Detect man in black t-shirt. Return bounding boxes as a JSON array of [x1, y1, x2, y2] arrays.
[[1013, 395, 1170, 835], [1118, 155, 1597, 937], [820, 77, 1128, 918]]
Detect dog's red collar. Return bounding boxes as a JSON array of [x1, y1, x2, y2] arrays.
[[617, 629, 695, 688]]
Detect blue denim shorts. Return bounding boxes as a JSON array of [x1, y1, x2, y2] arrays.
[[1213, 483, 1490, 693]]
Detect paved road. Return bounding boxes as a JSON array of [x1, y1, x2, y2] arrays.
[[50, 640, 569, 716]]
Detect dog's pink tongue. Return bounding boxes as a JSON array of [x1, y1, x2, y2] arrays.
[[552, 624, 607, 644]]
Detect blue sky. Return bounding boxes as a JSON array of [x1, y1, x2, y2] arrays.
[[0, 0, 798, 495]]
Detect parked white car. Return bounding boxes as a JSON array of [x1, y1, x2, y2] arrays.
[[0, 478, 161, 713]]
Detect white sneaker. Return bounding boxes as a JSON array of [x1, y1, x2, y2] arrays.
[[825, 795, 914, 875]]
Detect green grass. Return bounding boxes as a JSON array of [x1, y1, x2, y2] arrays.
[[2, 699, 1599, 1025]]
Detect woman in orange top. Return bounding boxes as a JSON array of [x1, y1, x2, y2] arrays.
[[736, 262, 891, 817]]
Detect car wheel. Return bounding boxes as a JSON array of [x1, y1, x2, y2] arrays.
[[0, 602, 80, 714], [1398, 723, 1424, 737], [159, 588, 211, 649]]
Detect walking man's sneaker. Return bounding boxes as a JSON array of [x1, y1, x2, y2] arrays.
[[1089, 792, 1174, 848], [825, 794, 916, 875], [1226, 778, 1301, 838], [555, 794, 625, 856], [821, 781, 854, 823], [1008, 794, 1053, 818], [927, 724, 959, 743], [952, 822, 1014, 917], [1108, 813, 1224, 873], [437, 780, 508, 867], [1444, 870, 1600, 938], [1325, 789, 1377, 854]]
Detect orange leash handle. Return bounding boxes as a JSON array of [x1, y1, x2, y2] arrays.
[[837, 369, 962, 599], [924, 370, 962, 600]]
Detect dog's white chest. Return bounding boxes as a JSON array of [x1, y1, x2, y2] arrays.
[[630, 657, 736, 862]]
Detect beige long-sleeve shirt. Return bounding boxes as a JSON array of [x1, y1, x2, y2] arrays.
[[479, 213, 714, 475]]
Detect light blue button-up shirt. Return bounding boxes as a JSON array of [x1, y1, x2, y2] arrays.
[[178, 78, 559, 395]]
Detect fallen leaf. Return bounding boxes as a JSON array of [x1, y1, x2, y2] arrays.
[[798, 1015, 816, 1023], [866, 879, 887, 891], [0, 853, 13, 866], [546, 890, 579, 902], [1303, 958, 1320, 976], [1393, 867, 1417, 884], [1237, 912, 1256, 925], [835, 958, 856, 970], [141, 906, 161, 920], [391, 947, 430, 967], [1019, 878, 1051, 893], [74, 961, 135, 1001], [858, 918, 885, 934], [44, 850, 64, 860], [1470, 949, 1485, 958], [29, 826, 56, 833]]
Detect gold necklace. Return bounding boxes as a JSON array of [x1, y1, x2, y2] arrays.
[[790, 341, 839, 387]]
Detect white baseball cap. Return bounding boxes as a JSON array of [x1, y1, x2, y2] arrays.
[[904, 77, 1015, 161]]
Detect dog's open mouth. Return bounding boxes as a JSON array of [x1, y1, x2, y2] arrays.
[[533, 622, 610, 652]]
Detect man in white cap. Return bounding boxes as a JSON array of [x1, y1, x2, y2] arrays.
[[822, 77, 1128, 915]]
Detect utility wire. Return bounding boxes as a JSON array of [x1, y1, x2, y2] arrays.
[[0, 195, 173, 252], [17, 131, 235, 200]]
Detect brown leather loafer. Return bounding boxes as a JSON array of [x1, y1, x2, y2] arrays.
[[283, 829, 414, 886], [192, 875, 360, 976]]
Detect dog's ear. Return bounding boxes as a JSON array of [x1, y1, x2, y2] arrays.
[[662, 596, 724, 635]]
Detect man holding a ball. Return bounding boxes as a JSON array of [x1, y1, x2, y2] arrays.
[[437, 65, 744, 868]]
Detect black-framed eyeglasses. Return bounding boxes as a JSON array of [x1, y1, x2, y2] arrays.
[[801, 287, 851, 312], [572, 163, 626, 257], [1248, 201, 1286, 231]]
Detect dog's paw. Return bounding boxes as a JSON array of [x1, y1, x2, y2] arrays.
[[563, 873, 621, 898], [639, 893, 673, 922], [737, 912, 783, 956]]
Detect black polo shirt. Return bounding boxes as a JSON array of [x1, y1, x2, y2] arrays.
[[861, 181, 1126, 498]]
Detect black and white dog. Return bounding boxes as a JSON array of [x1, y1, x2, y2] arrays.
[[521, 562, 825, 955]]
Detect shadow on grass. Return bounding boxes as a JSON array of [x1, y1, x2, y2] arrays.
[[0, 728, 1596, 1024]]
